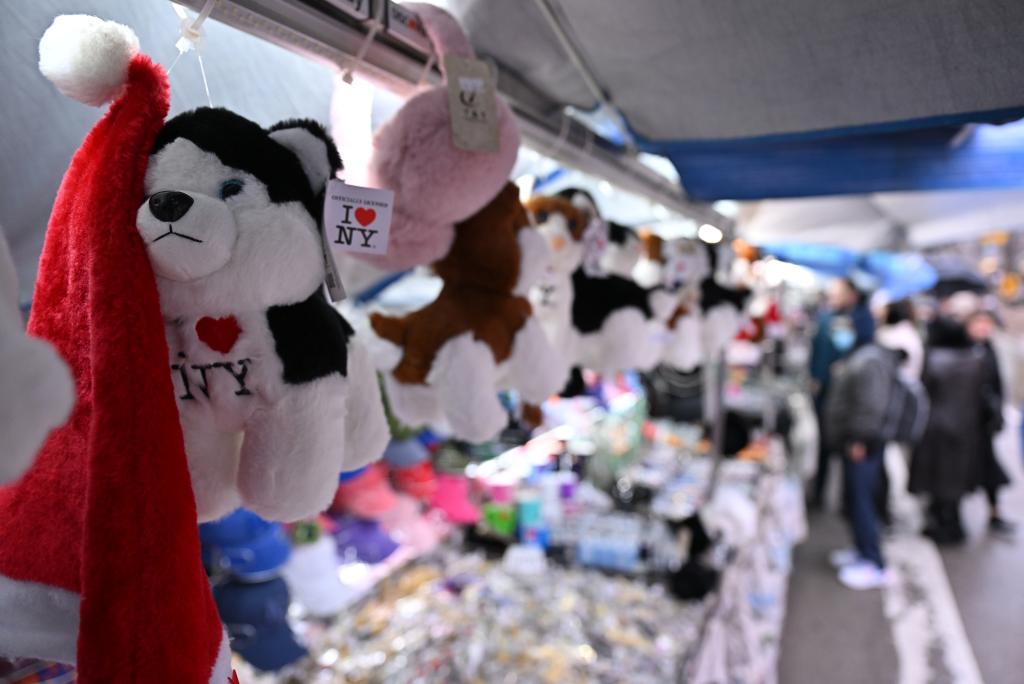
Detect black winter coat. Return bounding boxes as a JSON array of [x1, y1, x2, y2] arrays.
[[977, 341, 1010, 492], [910, 320, 985, 500]]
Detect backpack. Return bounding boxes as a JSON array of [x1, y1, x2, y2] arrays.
[[881, 372, 930, 445]]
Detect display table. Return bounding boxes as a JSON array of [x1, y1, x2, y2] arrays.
[[234, 442, 805, 684]]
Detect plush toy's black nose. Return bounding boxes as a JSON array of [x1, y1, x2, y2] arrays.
[[149, 191, 194, 222]]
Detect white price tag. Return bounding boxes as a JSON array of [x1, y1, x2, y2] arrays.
[[323, 179, 393, 257], [319, 223, 346, 302], [444, 55, 500, 153]]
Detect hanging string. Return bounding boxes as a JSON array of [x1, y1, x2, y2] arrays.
[[196, 50, 213, 107], [417, 52, 437, 86], [342, 2, 386, 84], [166, 49, 185, 76], [550, 114, 572, 158], [583, 128, 595, 156]]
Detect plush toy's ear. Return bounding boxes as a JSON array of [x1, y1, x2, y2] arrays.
[[268, 119, 342, 193]]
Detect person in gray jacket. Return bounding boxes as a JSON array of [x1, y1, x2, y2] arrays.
[[825, 341, 902, 589]]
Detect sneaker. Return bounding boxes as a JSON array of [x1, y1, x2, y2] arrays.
[[989, 517, 1017, 537], [838, 561, 892, 590], [828, 548, 860, 568]]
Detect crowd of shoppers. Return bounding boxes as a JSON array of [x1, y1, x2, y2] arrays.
[[810, 280, 1014, 590]]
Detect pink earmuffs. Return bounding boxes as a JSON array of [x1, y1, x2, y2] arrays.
[[333, 3, 520, 272]]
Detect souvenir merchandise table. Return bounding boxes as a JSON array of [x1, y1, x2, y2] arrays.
[[230, 412, 806, 684]]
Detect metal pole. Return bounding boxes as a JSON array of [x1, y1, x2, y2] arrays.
[[703, 350, 728, 502]]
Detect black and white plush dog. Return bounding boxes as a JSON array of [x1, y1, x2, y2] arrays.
[[137, 107, 388, 522]]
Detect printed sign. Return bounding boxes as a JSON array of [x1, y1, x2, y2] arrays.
[[444, 55, 500, 152], [323, 179, 393, 260], [387, 2, 430, 51], [323, 0, 372, 20]]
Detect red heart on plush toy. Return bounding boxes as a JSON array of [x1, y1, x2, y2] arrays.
[[195, 316, 242, 354], [355, 208, 376, 227]]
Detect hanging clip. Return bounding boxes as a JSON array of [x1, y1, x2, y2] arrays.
[[171, 0, 217, 56], [169, 0, 218, 105]]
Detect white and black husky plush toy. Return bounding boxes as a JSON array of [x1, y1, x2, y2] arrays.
[[525, 194, 675, 377], [137, 107, 389, 522]]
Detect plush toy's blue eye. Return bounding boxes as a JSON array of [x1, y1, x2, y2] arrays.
[[535, 211, 549, 223], [219, 179, 244, 200]]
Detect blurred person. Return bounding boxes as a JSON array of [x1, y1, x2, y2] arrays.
[[809, 278, 875, 510], [1003, 305, 1024, 470], [966, 309, 1014, 535], [824, 332, 902, 589], [873, 299, 925, 527], [875, 300, 924, 382], [910, 316, 985, 545]]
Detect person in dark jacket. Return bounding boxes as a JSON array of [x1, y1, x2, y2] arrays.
[[824, 341, 900, 589], [966, 310, 1014, 535], [910, 317, 986, 544], [809, 278, 876, 510]]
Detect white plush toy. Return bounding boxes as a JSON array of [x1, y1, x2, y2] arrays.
[[137, 107, 389, 522], [602, 221, 643, 278], [699, 244, 748, 363], [524, 195, 589, 374], [634, 237, 714, 371], [0, 231, 74, 484], [525, 195, 676, 376]]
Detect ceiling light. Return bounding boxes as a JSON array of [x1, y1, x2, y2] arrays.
[[712, 199, 740, 218], [698, 223, 723, 244]]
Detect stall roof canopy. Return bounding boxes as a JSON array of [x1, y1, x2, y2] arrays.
[[448, 0, 1024, 199], [739, 186, 1024, 251]]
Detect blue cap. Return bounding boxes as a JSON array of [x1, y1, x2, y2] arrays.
[[214, 577, 307, 672], [200, 509, 290, 581]]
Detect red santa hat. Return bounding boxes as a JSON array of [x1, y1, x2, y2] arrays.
[[0, 15, 230, 683]]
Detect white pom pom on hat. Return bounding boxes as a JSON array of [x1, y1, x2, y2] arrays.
[[38, 14, 139, 107]]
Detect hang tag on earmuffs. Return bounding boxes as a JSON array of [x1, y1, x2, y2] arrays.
[[444, 55, 500, 153]]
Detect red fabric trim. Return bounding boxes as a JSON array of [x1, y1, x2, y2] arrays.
[[0, 55, 222, 682]]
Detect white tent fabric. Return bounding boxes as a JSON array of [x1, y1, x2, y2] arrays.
[[740, 188, 1024, 251]]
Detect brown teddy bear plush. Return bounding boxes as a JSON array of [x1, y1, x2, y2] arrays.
[[369, 183, 566, 442]]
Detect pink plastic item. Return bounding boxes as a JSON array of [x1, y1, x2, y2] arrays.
[[488, 481, 515, 504], [379, 494, 446, 554], [431, 474, 481, 525]]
